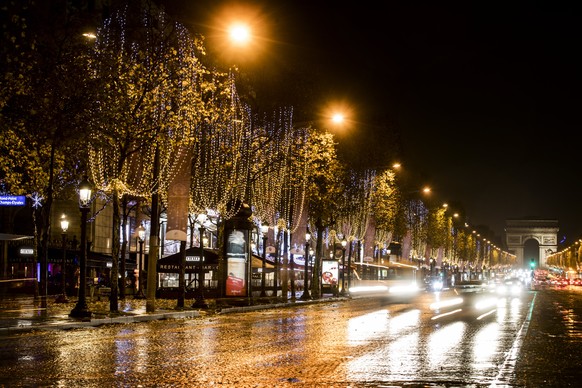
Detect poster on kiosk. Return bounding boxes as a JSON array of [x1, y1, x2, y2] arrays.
[[225, 229, 248, 296], [322, 260, 339, 288]]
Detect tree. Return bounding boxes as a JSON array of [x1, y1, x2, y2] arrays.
[[86, 1, 222, 311], [371, 168, 399, 247], [0, 1, 101, 305], [425, 204, 449, 259], [335, 169, 375, 280], [303, 129, 345, 298]]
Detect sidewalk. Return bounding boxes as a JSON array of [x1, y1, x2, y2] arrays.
[[0, 293, 344, 334]]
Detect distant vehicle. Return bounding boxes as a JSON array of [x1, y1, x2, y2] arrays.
[[451, 279, 488, 293], [496, 277, 524, 296], [553, 277, 569, 287]]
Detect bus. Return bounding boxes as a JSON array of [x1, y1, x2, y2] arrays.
[[349, 260, 420, 299]]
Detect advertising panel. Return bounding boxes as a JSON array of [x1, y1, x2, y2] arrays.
[[226, 229, 248, 296], [322, 260, 339, 286]]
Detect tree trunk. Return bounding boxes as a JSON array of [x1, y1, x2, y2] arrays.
[[312, 217, 324, 298], [119, 195, 128, 300], [109, 190, 120, 312], [146, 147, 161, 313]]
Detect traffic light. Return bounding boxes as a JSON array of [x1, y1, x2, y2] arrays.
[[530, 258, 535, 269]]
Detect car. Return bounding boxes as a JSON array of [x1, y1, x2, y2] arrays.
[[496, 277, 524, 296], [555, 277, 569, 287], [429, 280, 498, 321], [430, 287, 498, 322], [452, 279, 489, 293]]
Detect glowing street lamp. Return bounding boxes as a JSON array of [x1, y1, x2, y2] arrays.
[[70, 176, 93, 318], [229, 23, 251, 45], [55, 214, 69, 303]]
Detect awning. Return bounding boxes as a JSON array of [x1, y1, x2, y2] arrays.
[[158, 248, 274, 273], [252, 254, 274, 269], [0, 233, 33, 241]]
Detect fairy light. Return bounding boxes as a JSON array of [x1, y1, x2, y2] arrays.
[[85, 6, 316, 245], [87, 6, 216, 204]]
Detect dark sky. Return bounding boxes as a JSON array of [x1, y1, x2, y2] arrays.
[[160, 1, 582, 245]]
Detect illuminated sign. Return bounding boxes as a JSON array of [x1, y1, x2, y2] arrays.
[[226, 229, 248, 297], [19, 247, 34, 256], [322, 260, 339, 286], [0, 195, 26, 206]]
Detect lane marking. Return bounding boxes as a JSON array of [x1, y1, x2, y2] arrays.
[[491, 292, 536, 386]]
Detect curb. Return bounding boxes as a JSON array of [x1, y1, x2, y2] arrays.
[[0, 310, 203, 333], [0, 297, 349, 333]]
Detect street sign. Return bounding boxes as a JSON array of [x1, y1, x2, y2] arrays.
[[0, 195, 25, 206]]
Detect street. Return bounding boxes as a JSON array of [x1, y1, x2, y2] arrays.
[[0, 287, 581, 387]]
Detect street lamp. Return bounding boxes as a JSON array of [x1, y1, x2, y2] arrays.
[[260, 223, 269, 297], [300, 227, 312, 300], [193, 213, 209, 308], [70, 176, 92, 319], [135, 224, 146, 299], [289, 247, 296, 302], [55, 214, 69, 303], [340, 238, 348, 296], [347, 238, 353, 293]]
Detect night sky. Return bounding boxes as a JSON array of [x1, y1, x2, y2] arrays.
[[159, 1, 582, 245]]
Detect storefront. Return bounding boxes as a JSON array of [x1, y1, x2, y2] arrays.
[[157, 247, 275, 299], [156, 247, 220, 299]]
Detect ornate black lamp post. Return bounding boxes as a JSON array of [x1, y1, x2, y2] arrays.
[[347, 239, 353, 295], [70, 176, 92, 319], [55, 214, 69, 303], [135, 224, 146, 299], [340, 237, 348, 296], [300, 228, 312, 300], [260, 223, 269, 297], [289, 251, 296, 302], [193, 213, 209, 308]]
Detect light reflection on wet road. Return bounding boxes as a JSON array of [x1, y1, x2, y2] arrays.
[[2, 288, 582, 387]]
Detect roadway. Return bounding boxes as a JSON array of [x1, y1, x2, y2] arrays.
[[0, 286, 581, 386]]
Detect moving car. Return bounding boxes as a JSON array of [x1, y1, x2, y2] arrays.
[[429, 280, 498, 321], [495, 277, 524, 296]]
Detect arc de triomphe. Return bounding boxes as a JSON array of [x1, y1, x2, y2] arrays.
[[505, 218, 558, 268]]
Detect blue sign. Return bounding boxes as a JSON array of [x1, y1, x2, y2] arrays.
[[0, 195, 26, 206]]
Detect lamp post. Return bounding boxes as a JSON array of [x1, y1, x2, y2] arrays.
[[193, 213, 209, 308], [55, 214, 69, 303], [300, 228, 312, 300], [340, 238, 348, 296], [260, 223, 269, 297], [70, 176, 92, 318], [290, 249, 296, 302], [135, 224, 146, 299], [347, 239, 354, 293]]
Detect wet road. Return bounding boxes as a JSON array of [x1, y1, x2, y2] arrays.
[[1, 287, 581, 387]]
